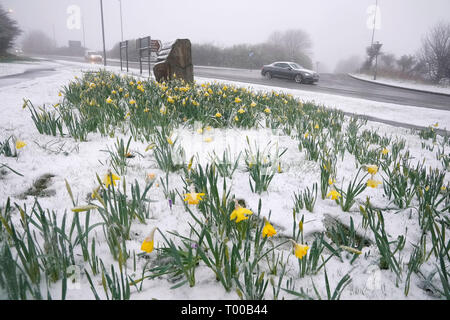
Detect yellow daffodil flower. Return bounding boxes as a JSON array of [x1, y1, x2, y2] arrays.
[[367, 179, 382, 188], [264, 108, 271, 114], [15, 140, 26, 149], [235, 97, 242, 103], [238, 108, 245, 114], [147, 173, 156, 181], [129, 99, 136, 105], [230, 202, 253, 223], [367, 165, 378, 175], [184, 192, 206, 205], [262, 217, 277, 238], [103, 171, 120, 188], [215, 112, 222, 118], [327, 189, 341, 200], [290, 240, 309, 260], [250, 101, 257, 107], [106, 97, 113, 104], [381, 148, 389, 155], [141, 227, 157, 253]]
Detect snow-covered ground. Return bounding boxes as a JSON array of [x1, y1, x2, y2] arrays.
[[196, 77, 450, 130], [0, 61, 54, 77], [1, 60, 449, 300], [350, 73, 450, 96]]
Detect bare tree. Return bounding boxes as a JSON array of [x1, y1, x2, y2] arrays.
[[380, 53, 396, 69], [397, 54, 415, 74], [270, 29, 312, 60], [267, 29, 313, 68], [419, 22, 450, 82]]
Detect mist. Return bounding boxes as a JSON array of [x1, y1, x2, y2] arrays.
[[2, 0, 450, 72]]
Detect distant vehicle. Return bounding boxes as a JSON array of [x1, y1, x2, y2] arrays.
[[84, 51, 103, 63], [14, 48, 23, 55], [261, 61, 319, 84]]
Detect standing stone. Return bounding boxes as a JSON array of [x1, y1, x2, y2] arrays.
[[153, 39, 194, 83]]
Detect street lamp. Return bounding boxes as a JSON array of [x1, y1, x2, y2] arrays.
[[118, 0, 124, 42], [369, 0, 380, 80], [100, 0, 107, 66]]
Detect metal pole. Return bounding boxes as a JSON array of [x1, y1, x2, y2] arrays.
[[374, 48, 379, 80], [370, 0, 378, 47], [138, 38, 142, 75], [148, 36, 151, 78], [371, 0, 378, 80], [100, 0, 107, 66], [126, 40, 129, 72], [82, 16, 86, 48], [120, 42, 123, 71], [119, 0, 124, 42]]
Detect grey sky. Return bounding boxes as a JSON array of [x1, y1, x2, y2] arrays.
[[2, 0, 450, 71]]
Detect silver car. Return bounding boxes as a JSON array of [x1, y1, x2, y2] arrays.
[[261, 61, 319, 84]]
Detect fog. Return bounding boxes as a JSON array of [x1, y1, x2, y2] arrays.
[[2, 0, 450, 71]]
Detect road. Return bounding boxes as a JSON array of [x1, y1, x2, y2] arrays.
[[2, 54, 449, 133], [31, 54, 450, 112], [0, 66, 57, 88]]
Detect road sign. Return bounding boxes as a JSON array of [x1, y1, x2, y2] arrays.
[[150, 40, 162, 52]]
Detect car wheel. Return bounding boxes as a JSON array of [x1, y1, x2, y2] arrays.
[[294, 74, 303, 84], [264, 72, 272, 80]]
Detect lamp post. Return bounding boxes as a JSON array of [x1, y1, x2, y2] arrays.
[[100, 0, 107, 66], [118, 0, 124, 42], [82, 15, 86, 48], [370, 0, 380, 80]]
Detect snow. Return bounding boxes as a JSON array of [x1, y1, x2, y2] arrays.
[[194, 77, 450, 130], [0, 61, 59, 77], [350, 73, 450, 96], [0, 60, 449, 300]]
